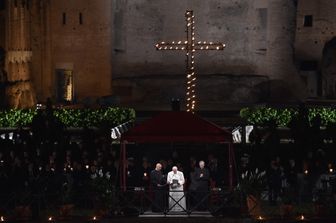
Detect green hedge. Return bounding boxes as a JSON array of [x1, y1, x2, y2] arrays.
[[0, 107, 135, 128], [240, 107, 336, 127]]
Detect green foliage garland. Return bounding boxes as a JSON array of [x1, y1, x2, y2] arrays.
[[0, 109, 37, 127], [240, 106, 336, 127], [0, 107, 135, 128]]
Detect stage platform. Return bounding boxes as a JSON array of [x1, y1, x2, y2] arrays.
[[6, 213, 336, 223], [108, 216, 253, 223], [139, 211, 213, 217], [105, 211, 251, 223]]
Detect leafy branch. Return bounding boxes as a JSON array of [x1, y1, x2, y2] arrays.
[[0, 107, 135, 128], [240, 106, 336, 127]]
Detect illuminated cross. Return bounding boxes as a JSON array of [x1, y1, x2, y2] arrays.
[[155, 10, 225, 112]]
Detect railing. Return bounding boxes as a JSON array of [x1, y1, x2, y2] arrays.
[[114, 187, 238, 215], [2, 179, 336, 220], [0, 187, 242, 219]]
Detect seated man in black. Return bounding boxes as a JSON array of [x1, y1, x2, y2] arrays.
[[150, 163, 166, 212], [194, 160, 210, 211]]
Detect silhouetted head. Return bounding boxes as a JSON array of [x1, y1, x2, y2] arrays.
[[155, 163, 162, 171], [199, 160, 205, 169]]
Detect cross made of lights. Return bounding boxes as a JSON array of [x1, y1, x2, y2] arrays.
[[155, 10, 225, 112]]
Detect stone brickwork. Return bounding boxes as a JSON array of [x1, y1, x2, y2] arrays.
[[0, 0, 112, 106], [0, 7, 5, 49], [4, 0, 36, 108], [30, 0, 112, 103], [295, 0, 336, 61], [2, 0, 329, 110], [112, 0, 304, 110], [295, 0, 336, 98]]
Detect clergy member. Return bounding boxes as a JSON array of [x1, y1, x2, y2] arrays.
[[194, 160, 210, 211], [167, 166, 186, 212], [150, 163, 166, 212]]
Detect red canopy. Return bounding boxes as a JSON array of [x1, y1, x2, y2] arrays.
[[121, 111, 232, 143], [119, 111, 236, 190]]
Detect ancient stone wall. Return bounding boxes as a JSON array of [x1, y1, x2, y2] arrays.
[[5, 0, 36, 108], [295, 0, 336, 98], [111, 0, 303, 109], [112, 0, 268, 77], [295, 0, 336, 61], [1, 0, 315, 109], [30, 0, 113, 103], [112, 0, 274, 109], [0, 4, 5, 49], [266, 0, 305, 100]]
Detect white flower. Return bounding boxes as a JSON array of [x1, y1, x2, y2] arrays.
[[99, 169, 103, 177], [106, 172, 111, 179]]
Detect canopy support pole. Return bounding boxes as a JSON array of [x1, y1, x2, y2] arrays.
[[228, 143, 236, 190], [119, 141, 127, 192]]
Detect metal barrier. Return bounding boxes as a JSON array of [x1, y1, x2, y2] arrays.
[[4, 185, 336, 220], [113, 187, 241, 215], [0, 187, 242, 218]]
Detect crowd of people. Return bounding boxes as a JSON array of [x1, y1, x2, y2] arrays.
[[0, 124, 228, 213], [1, 103, 336, 215], [244, 104, 336, 205], [0, 130, 118, 208], [1, 128, 334, 213]]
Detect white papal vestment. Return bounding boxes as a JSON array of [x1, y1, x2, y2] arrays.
[[167, 170, 186, 212]]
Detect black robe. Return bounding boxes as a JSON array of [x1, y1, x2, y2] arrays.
[[194, 167, 210, 190], [150, 169, 166, 212], [194, 167, 210, 210]]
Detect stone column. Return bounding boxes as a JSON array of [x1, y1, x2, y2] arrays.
[[0, 47, 7, 109], [266, 0, 305, 101], [5, 0, 36, 108]]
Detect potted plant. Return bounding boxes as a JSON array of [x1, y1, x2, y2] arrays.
[[90, 170, 116, 217], [325, 199, 336, 217], [236, 168, 267, 217], [59, 181, 75, 219], [14, 193, 32, 221], [312, 189, 336, 218], [14, 206, 32, 221], [280, 188, 295, 218]]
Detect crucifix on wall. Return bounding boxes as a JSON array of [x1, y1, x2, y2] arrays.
[[155, 10, 225, 112]]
